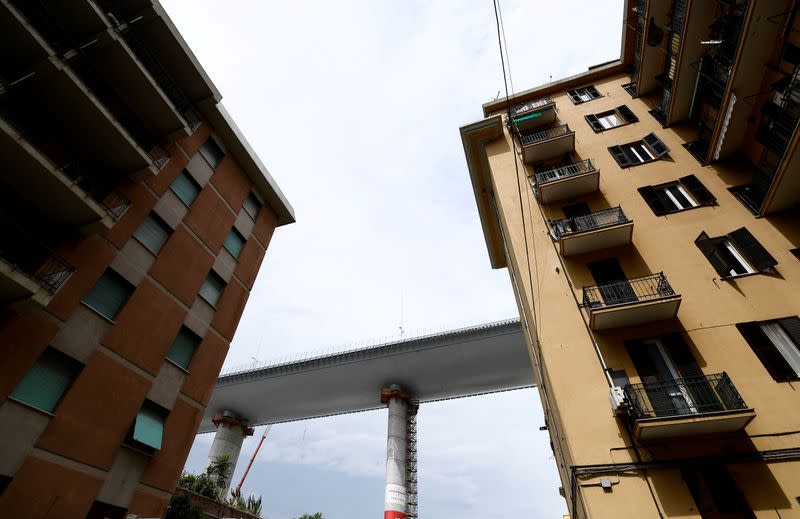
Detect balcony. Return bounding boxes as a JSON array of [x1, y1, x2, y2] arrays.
[[582, 273, 681, 330], [0, 216, 74, 306], [533, 159, 599, 203], [520, 124, 575, 164], [509, 97, 556, 133], [624, 373, 755, 441], [549, 206, 632, 256], [0, 113, 129, 231]]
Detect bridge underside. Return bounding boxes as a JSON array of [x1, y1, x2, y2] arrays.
[[198, 319, 531, 433]]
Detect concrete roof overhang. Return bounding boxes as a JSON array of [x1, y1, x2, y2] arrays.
[[198, 319, 531, 433]]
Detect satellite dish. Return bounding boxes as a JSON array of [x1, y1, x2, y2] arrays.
[[647, 17, 664, 46]]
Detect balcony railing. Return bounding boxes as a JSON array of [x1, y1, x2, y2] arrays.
[[582, 272, 676, 309], [534, 159, 596, 186], [510, 96, 553, 117], [0, 215, 74, 293], [520, 124, 571, 146], [624, 372, 748, 420], [550, 206, 629, 239]]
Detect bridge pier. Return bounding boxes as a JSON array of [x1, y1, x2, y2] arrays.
[[381, 385, 417, 519], [206, 410, 254, 497]]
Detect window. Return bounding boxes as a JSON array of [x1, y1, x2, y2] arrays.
[[170, 170, 201, 207], [199, 137, 225, 169], [82, 269, 134, 321], [585, 105, 638, 132], [223, 228, 246, 259], [639, 175, 716, 215], [621, 81, 637, 98], [567, 85, 602, 104], [165, 327, 201, 371], [737, 317, 800, 381], [10, 347, 82, 413], [682, 465, 755, 519], [242, 192, 262, 219], [132, 212, 172, 254], [608, 133, 669, 168], [199, 270, 226, 307], [127, 400, 168, 453], [695, 227, 777, 278]]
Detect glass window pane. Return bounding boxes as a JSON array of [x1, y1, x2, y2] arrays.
[[223, 229, 246, 258], [243, 193, 261, 219], [166, 327, 200, 370], [199, 138, 225, 169], [133, 404, 165, 450], [10, 348, 82, 413], [133, 214, 171, 254], [199, 271, 225, 307], [82, 270, 134, 320], [170, 171, 200, 207]]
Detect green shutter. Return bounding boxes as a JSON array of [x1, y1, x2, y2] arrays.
[[199, 272, 225, 306], [82, 270, 133, 320], [170, 171, 200, 207], [133, 214, 171, 254], [10, 348, 82, 413], [133, 404, 165, 450], [166, 328, 200, 370], [223, 229, 245, 259]]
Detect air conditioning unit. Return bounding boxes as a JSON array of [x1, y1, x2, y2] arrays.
[[609, 386, 627, 416]]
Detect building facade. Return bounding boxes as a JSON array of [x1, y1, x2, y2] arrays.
[[0, 1, 293, 518], [462, 1, 799, 518]]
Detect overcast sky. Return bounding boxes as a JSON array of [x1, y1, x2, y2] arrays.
[[162, 1, 624, 518]]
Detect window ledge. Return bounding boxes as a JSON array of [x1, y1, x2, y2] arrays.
[[7, 396, 56, 418], [164, 358, 191, 375], [720, 271, 761, 281], [132, 235, 161, 257], [660, 203, 716, 216], [197, 294, 219, 310], [79, 301, 117, 325]]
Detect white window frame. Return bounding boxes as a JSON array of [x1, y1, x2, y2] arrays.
[[760, 322, 800, 377], [662, 184, 699, 211], [723, 239, 755, 277]]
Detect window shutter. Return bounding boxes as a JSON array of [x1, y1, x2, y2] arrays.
[[727, 227, 777, 272], [170, 171, 201, 207], [587, 85, 601, 99], [638, 186, 669, 215], [679, 174, 716, 205], [625, 340, 660, 383], [166, 327, 201, 370], [585, 114, 603, 132], [694, 232, 731, 277], [82, 270, 134, 320], [662, 333, 722, 411], [682, 468, 718, 519], [133, 403, 166, 450], [778, 317, 800, 351], [736, 322, 796, 381], [133, 214, 171, 254], [643, 132, 670, 158], [608, 145, 632, 168], [567, 90, 581, 104], [10, 348, 82, 413], [616, 105, 638, 123]]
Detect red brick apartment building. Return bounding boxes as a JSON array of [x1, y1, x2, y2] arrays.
[[0, 1, 294, 517]]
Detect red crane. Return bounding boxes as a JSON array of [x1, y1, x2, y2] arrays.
[[235, 424, 272, 495]]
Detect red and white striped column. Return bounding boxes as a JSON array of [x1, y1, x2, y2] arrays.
[[381, 385, 410, 519]]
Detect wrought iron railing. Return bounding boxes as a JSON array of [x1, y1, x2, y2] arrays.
[[510, 96, 553, 117], [519, 124, 572, 146], [624, 372, 748, 420], [0, 215, 74, 293], [549, 206, 629, 239], [582, 272, 676, 309], [534, 159, 596, 187]]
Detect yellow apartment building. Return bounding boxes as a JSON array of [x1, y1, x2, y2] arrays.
[[461, 1, 800, 517]]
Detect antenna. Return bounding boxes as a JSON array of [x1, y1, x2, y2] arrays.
[[399, 290, 405, 338]]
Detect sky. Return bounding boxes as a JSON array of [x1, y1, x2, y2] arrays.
[[161, 1, 624, 518]]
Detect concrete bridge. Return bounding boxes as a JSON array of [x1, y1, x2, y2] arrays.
[[199, 318, 532, 518]]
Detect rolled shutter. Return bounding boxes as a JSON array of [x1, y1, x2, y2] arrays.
[[638, 186, 669, 215], [643, 132, 670, 157], [585, 114, 604, 132], [10, 348, 82, 413], [608, 145, 632, 168], [727, 227, 777, 272], [616, 105, 638, 123], [567, 90, 582, 104], [679, 174, 716, 205], [736, 322, 796, 381], [694, 232, 732, 277]]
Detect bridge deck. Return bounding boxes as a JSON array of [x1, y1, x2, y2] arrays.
[[198, 319, 532, 432]]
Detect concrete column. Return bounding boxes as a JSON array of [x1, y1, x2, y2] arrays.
[[206, 411, 253, 497], [381, 385, 410, 519]]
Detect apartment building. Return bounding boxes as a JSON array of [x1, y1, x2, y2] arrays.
[[0, 1, 293, 518], [461, 1, 799, 517]]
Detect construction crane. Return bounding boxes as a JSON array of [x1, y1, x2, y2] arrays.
[[235, 424, 272, 495]]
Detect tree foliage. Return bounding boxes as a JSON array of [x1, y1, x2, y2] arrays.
[[294, 514, 324, 519], [228, 488, 263, 516], [165, 495, 204, 519], [178, 454, 264, 517]]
